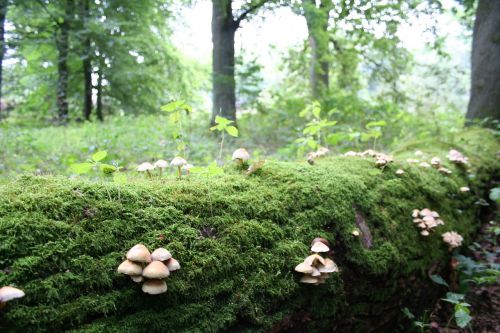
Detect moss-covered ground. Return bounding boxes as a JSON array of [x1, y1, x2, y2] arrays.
[[0, 128, 498, 332]]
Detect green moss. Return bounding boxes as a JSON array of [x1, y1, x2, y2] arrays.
[[0, 128, 498, 332]]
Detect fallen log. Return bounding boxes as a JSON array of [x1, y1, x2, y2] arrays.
[[0, 128, 498, 332]]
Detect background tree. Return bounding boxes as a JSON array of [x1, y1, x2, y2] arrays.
[[0, 0, 8, 120], [465, 0, 500, 122]]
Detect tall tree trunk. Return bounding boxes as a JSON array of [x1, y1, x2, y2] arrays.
[[211, 0, 237, 125], [56, 6, 70, 123], [466, 0, 500, 122], [304, 0, 331, 100], [82, 0, 92, 121], [0, 0, 8, 121], [96, 59, 103, 121]]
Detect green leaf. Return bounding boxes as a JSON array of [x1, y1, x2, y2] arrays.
[[454, 308, 472, 328], [442, 292, 465, 304], [430, 275, 449, 288], [366, 120, 387, 128], [69, 162, 93, 174], [214, 116, 233, 126], [91, 151, 107, 162], [161, 100, 191, 113], [100, 163, 117, 174], [489, 187, 500, 203], [225, 126, 239, 137]]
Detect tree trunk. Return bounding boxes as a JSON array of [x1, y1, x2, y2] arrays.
[[466, 0, 500, 123], [211, 0, 237, 125], [304, 0, 331, 100], [0, 0, 8, 121], [56, 6, 70, 123], [82, 0, 92, 121], [96, 59, 103, 121]]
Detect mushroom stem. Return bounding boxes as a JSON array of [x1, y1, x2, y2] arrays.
[[159, 169, 163, 178], [146, 170, 152, 179], [177, 166, 182, 178]]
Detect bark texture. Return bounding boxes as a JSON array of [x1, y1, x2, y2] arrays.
[[304, 0, 332, 99], [211, 0, 237, 124], [82, 0, 92, 121], [55, 5, 70, 123], [0, 0, 8, 120], [466, 0, 500, 122]]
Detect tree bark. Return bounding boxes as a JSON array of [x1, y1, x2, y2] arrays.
[[466, 0, 500, 123], [304, 0, 332, 100], [0, 0, 8, 120], [82, 0, 92, 121], [96, 59, 103, 121], [56, 5, 70, 123], [211, 0, 237, 125]]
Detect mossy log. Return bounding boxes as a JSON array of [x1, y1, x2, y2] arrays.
[[0, 129, 498, 333]]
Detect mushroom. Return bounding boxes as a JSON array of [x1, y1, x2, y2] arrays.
[[117, 259, 143, 276], [300, 275, 320, 284], [460, 186, 470, 193], [154, 159, 169, 177], [170, 157, 187, 178], [232, 148, 250, 166], [317, 259, 338, 273], [438, 167, 452, 175], [0, 286, 25, 309], [414, 150, 424, 157], [396, 169, 405, 175], [419, 162, 431, 168], [430, 157, 441, 168], [310, 241, 330, 253], [142, 261, 170, 279], [151, 248, 172, 262], [166, 258, 181, 272], [137, 162, 155, 178], [142, 279, 168, 295], [294, 262, 314, 274], [304, 254, 325, 266], [447, 149, 469, 165], [131, 275, 144, 283], [181, 164, 193, 176], [126, 244, 152, 263], [442, 231, 463, 249]]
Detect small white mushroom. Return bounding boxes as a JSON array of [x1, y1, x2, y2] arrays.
[[460, 186, 470, 193], [154, 159, 169, 177], [294, 262, 314, 274], [310, 241, 330, 253], [151, 248, 172, 262], [170, 157, 187, 178], [0, 286, 25, 307], [126, 244, 151, 263], [142, 261, 170, 279], [166, 258, 181, 272], [117, 260, 143, 276], [137, 162, 155, 178], [232, 148, 250, 165], [396, 169, 405, 175], [142, 279, 168, 295], [442, 231, 463, 249], [300, 275, 320, 284]]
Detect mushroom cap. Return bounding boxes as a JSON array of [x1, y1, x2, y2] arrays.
[[300, 275, 320, 284], [310, 267, 321, 277], [142, 279, 168, 295], [421, 230, 430, 236], [130, 275, 144, 283], [294, 262, 314, 274], [310, 241, 330, 253], [170, 157, 187, 167], [430, 157, 441, 166], [181, 164, 193, 171], [117, 259, 143, 276], [317, 259, 339, 273], [304, 254, 325, 266], [442, 231, 463, 248], [351, 229, 360, 236], [142, 261, 170, 279], [126, 244, 151, 263], [396, 169, 405, 175], [311, 237, 330, 247], [460, 186, 470, 192], [232, 148, 250, 161], [151, 248, 172, 262], [412, 209, 420, 218], [0, 286, 25, 303], [166, 258, 181, 272], [420, 208, 432, 217], [154, 159, 169, 168], [137, 162, 155, 172]]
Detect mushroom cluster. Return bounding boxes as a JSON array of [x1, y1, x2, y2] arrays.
[[343, 150, 393, 168], [412, 209, 444, 236], [447, 149, 469, 165], [442, 231, 463, 250], [306, 147, 330, 165], [428, 156, 453, 174], [0, 286, 24, 310], [294, 238, 339, 285], [137, 157, 192, 179], [117, 244, 180, 295]]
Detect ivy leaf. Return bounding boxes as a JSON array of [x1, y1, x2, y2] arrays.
[[454, 308, 472, 328], [69, 162, 93, 174], [430, 274, 449, 288], [91, 151, 107, 162], [225, 126, 238, 137]]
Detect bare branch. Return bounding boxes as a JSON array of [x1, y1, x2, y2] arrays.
[[234, 0, 268, 26]]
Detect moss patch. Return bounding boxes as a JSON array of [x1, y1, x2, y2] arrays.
[[0, 128, 498, 332]]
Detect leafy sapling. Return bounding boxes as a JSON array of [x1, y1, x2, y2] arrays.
[[210, 115, 238, 162], [161, 100, 192, 156], [70, 151, 126, 183]]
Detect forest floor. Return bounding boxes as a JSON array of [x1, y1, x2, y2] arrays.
[[430, 217, 499, 333]]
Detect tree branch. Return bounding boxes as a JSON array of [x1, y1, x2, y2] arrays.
[[234, 0, 268, 26]]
